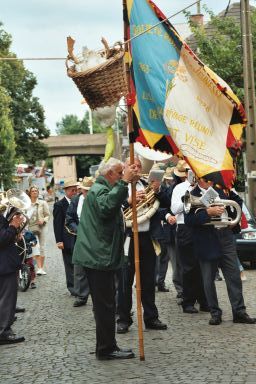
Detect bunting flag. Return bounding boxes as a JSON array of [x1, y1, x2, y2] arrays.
[[124, 0, 246, 188]]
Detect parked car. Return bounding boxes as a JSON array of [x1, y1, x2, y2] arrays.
[[236, 203, 256, 268]]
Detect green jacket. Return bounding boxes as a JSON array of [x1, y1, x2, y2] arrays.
[[72, 176, 128, 270]]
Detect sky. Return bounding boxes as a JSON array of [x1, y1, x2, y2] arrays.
[[1, 0, 239, 135]]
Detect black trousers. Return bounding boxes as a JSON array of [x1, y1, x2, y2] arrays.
[[74, 264, 90, 300], [0, 272, 17, 337], [176, 225, 207, 308], [62, 249, 75, 295], [117, 232, 158, 325], [199, 228, 246, 317], [85, 268, 117, 357]]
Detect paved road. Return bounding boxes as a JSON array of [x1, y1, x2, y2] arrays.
[[1, 217, 256, 384]]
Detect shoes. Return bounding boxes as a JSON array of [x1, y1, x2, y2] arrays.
[[200, 305, 211, 312], [233, 312, 256, 324], [158, 284, 169, 292], [0, 334, 25, 345], [73, 298, 87, 307], [209, 316, 222, 325], [117, 322, 129, 334], [240, 271, 247, 281], [15, 306, 25, 313], [97, 349, 135, 360], [37, 269, 47, 275], [183, 306, 199, 314], [145, 318, 167, 330], [30, 282, 36, 289]]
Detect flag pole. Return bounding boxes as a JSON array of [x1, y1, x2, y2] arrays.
[[123, 0, 145, 361]]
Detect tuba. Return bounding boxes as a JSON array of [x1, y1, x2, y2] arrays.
[[183, 191, 242, 227], [0, 189, 31, 232]]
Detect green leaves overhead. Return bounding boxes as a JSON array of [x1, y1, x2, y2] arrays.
[[0, 22, 50, 173]]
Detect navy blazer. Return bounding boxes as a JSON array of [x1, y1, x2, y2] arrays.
[[184, 185, 222, 261], [53, 197, 75, 251], [0, 215, 21, 275], [184, 185, 243, 261]]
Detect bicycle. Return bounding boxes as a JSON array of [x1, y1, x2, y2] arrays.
[[16, 234, 35, 292]]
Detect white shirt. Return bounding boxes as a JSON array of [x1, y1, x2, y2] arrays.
[[171, 180, 191, 224], [77, 194, 85, 220], [65, 196, 71, 204]]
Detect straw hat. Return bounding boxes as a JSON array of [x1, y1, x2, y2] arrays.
[[80, 176, 94, 190], [164, 167, 174, 180], [63, 179, 79, 189], [173, 160, 190, 177], [151, 162, 165, 170]]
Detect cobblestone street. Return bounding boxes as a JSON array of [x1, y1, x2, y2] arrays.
[[1, 217, 256, 384]]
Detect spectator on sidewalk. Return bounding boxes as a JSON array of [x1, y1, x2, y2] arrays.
[[27, 185, 50, 277], [53, 179, 79, 296], [65, 176, 94, 307]]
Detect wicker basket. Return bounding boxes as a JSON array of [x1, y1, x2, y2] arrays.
[[66, 37, 128, 110]]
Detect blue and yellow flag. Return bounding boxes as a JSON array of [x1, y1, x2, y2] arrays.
[[125, 0, 246, 188]]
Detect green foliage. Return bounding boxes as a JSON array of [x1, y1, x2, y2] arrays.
[[56, 110, 106, 135], [0, 86, 16, 189], [76, 155, 102, 178], [186, 8, 247, 100], [0, 22, 49, 165], [56, 114, 89, 135]]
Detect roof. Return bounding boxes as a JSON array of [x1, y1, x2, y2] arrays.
[[186, 2, 242, 51]]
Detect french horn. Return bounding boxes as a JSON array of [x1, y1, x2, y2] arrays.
[[183, 191, 242, 227]]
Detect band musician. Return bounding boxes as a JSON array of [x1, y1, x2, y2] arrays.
[[184, 177, 256, 325], [117, 157, 168, 333]]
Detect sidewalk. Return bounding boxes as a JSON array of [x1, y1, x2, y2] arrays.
[[1, 219, 256, 384]]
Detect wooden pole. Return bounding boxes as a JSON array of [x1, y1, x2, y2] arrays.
[[123, 0, 145, 361]]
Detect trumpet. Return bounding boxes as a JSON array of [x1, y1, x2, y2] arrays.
[[123, 185, 160, 227], [183, 191, 242, 227]]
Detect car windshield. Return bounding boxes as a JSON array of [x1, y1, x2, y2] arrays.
[[242, 203, 256, 224]]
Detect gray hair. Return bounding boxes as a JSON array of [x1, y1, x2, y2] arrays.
[[125, 155, 141, 165], [98, 157, 123, 176]]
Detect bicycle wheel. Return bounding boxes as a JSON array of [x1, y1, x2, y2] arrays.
[[18, 264, 31, 292]]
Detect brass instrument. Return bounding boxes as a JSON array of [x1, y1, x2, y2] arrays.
[[0, 189, 31, 232], [183, 191, 242, 227], [123, 184, 160, 228]]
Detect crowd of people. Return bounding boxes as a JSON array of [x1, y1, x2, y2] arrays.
[[0, 156, 255, 360]]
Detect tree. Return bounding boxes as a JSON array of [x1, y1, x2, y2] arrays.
[[56, 114, 89, 135], [0, 86, 16, 189], [56, 110, 106, 135], [186, 9, 248, 100], [0, 23, 50, 164]]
